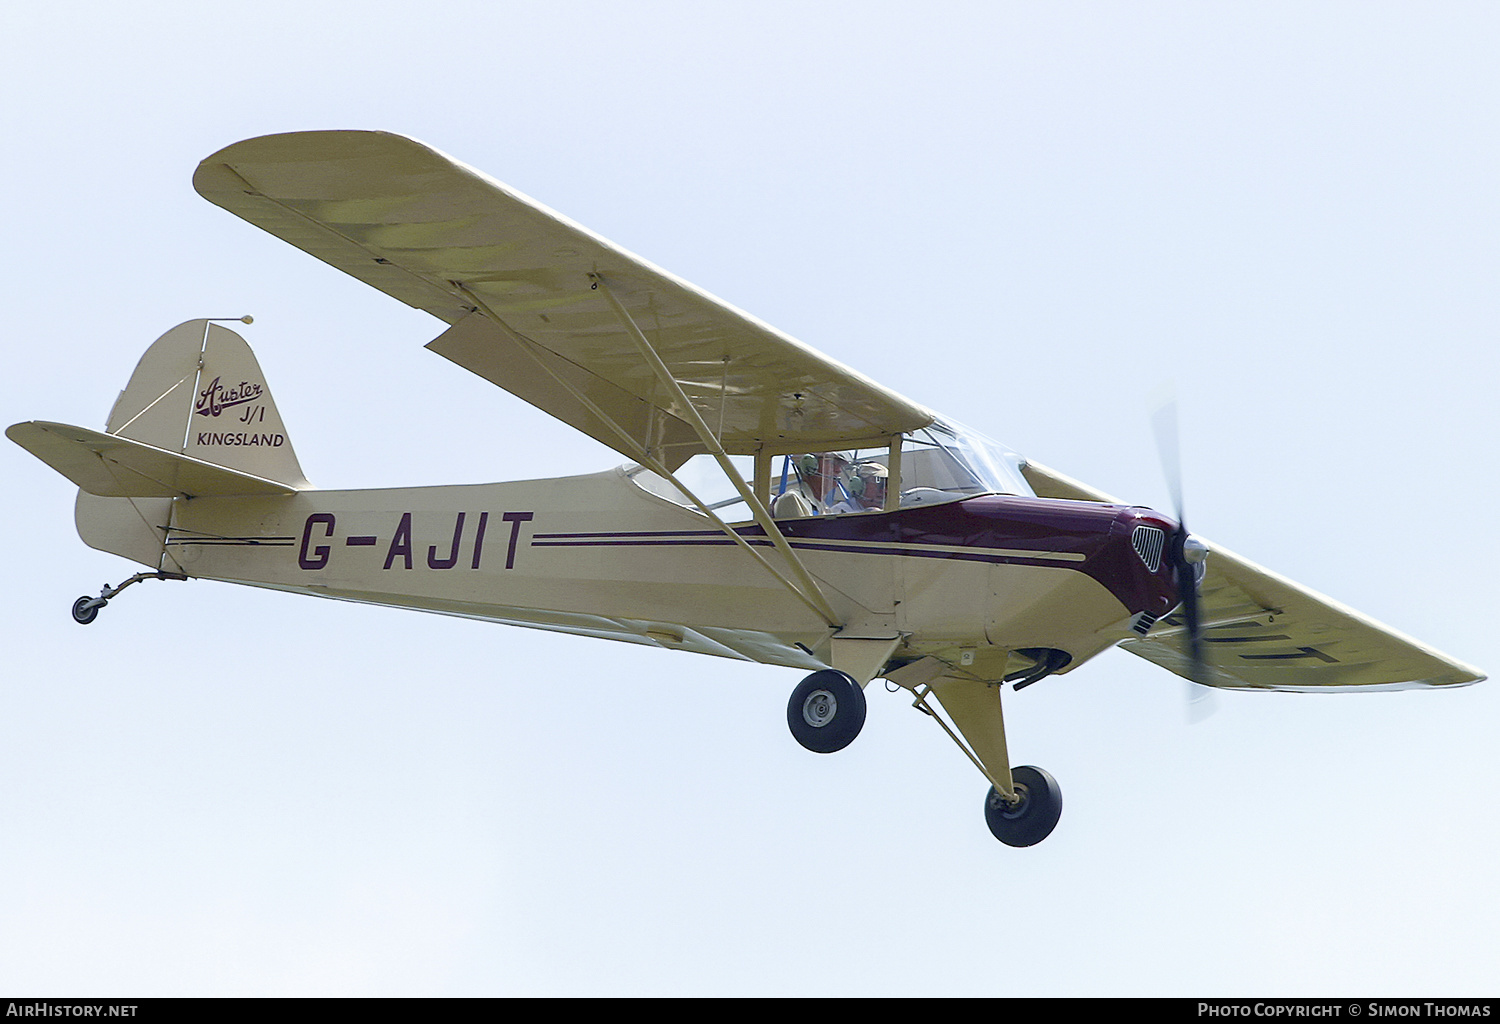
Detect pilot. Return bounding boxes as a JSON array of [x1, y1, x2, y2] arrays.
[[811, 452, 856, 509], [781, 451, 866, 513]]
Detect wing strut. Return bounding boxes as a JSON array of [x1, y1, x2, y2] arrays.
[[589, 273, 842, 628], [449, 282, 840, 629]]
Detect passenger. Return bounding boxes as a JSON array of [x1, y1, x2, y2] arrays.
[[827, 461, 887, 514], [854, 462, 888, 509]]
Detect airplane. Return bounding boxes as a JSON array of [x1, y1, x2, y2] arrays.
[[7, 131, 1485, 847]]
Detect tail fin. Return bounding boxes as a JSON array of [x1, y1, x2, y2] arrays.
[[108, 319, 307, 487], [7, 320, 309, 572]]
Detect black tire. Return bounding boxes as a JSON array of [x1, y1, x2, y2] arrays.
[[71, 596, 100, 625], [984, 765, 1062, 847], [786, 670, 867, 753]]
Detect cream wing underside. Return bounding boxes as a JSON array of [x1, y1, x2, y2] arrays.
[[1021, 461, 1484, 691], [193, 130, 934, 471]]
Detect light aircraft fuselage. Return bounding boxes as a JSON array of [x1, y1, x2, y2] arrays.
[[156, 470, 1181, 685]]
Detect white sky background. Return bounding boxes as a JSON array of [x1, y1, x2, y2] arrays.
[[1, 1, 1496, 997]]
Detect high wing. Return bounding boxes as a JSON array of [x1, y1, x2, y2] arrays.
[[1022, 461, 1484, 691], [193, 130, 935, 471]]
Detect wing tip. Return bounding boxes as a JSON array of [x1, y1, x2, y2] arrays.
[[193, 129, 444, 198]]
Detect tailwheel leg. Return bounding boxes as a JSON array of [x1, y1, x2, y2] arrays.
[[70, 571, 187, 625], [984, 765, 1063, 848]]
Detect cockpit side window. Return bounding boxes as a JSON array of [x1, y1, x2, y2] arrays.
[[625, 454, 756, 518], [767, 422, 1031, 515], [625, 419, 1032, 519]]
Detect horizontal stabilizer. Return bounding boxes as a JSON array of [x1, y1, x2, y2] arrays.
[[7, 421, 298, 498]]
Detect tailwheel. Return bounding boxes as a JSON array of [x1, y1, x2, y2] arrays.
[[984, 765, 1062, 847], [67, 571, 187, 625], [71, 596, 104, 625], [787, 669, 866, 753]]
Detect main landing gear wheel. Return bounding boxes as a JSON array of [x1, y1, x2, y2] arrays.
[[787, 669, 867, 753], [984, 765, 1063, 847]]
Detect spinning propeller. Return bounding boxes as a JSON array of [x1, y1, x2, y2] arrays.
[[1151, 399, 1217, 722]]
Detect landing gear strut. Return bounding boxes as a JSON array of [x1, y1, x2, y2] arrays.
[[70, 571, 187, 624], [984, 765, 1063, 847], [882, 657, 1067, 848], [786, 669, 866, 753]]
